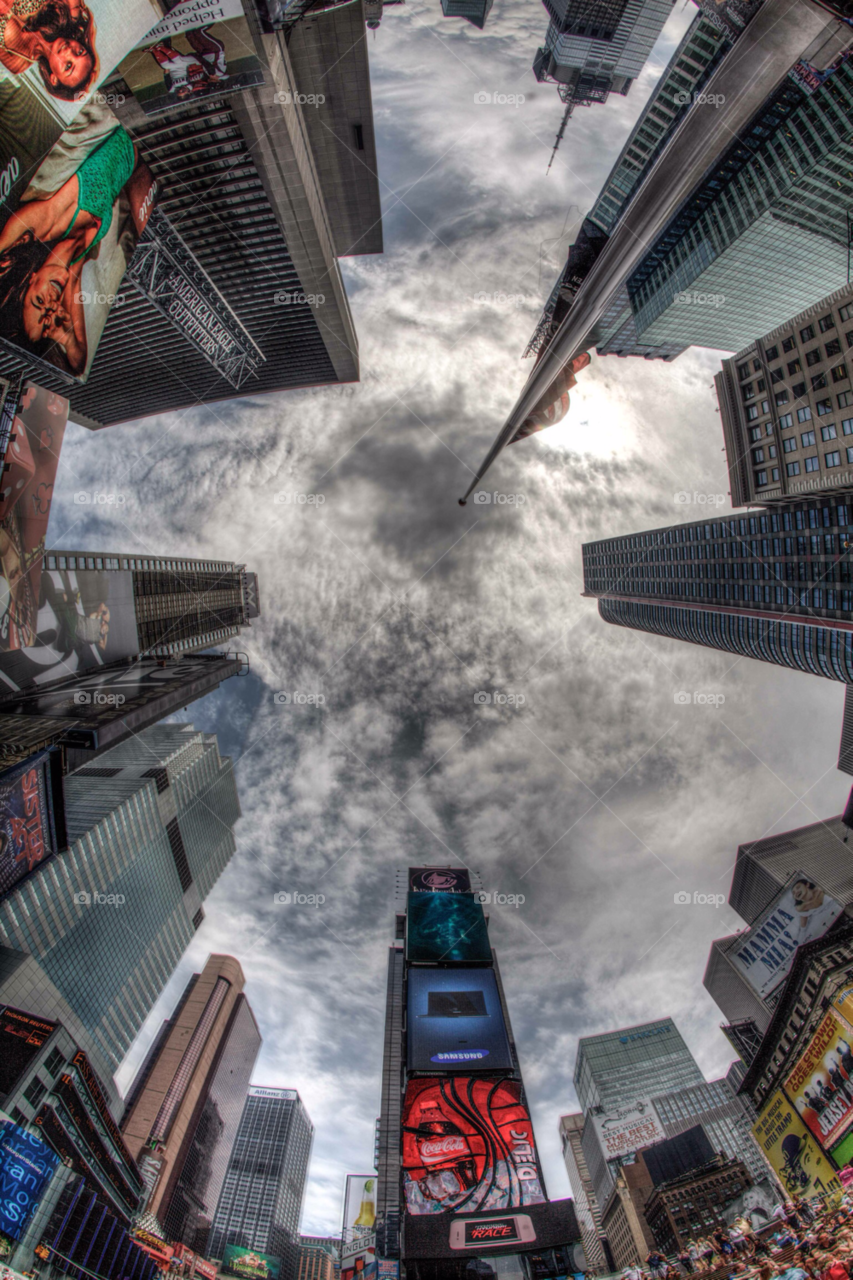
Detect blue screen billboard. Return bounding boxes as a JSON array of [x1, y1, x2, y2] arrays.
[[406, 892, 491, 965], [0, 1116, 58, 1240], [407, 968, 513, 1072]]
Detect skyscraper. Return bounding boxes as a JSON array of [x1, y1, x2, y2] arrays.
[[582, 499, 853, 681], [120, 955, 262, 1251], [440, 0, 493, 27], [574, 1019, 704, 1114], [559, 1114, 608, 1272], [208, 1087, 314, 1280], [0, 724, 240, 1077]]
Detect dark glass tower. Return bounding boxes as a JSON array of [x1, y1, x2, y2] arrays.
[[208, 1087, 314, 1280], [583, 498, 853, 681]]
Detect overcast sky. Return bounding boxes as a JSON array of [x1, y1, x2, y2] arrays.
[[45, 0, 852, 1237]]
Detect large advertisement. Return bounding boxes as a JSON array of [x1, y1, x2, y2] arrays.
[[342, 1174, 376, 1251], [406, 891, 491, 965], [116, 0, 263, 117], [728, 871, 843, 1002], [692, 0, 762, 39], [0, 1116, 58, 1240], [0, 565, 139, 692], [590, 1098, 667, 1162], [752, 1089, 841, 1197], [401, 1077, 546, 1216], [785, 1010, 853, 1151], [407, 968, 512, 1073], [410, 867, 472, 894], [220, 1247, 281, 1280], [0, 382, 67, 655], [0, 750, 62, 897], [0, 1005, 56, 1093]]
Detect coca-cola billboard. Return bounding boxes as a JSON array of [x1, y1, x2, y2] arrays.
[[401, 1078, 546, 1215]]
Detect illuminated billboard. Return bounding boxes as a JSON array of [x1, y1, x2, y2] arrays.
[[406, 891, 491, 965], [785, 1009, 853, 1151], [342, 1174, 376, 1253], [590, 1098, 667, 1162], [0, 1117, 58, 1240], [401, 1077, 546, 1215], [0, 750, 64, 898], [728, 871, 843, 1002], [752, 1089, 841, 1198], [410, 867, 471, 894], [0, 1005, 56, 1093], [221, 1247, 281, 1280], [407, 968, 512, 1073]]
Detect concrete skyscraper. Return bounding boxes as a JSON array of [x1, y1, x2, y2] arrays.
[[0, 725, 240, 1079], [120, 955, 262, 1251], [582, 499, 853, 681], [208, 1087, 314, 1280], [559, 1114, 608, 1272]]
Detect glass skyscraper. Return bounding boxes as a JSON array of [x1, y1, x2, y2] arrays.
[[208, 1087, 314, 1280], [583, 499, 853, 681], [574, 1019, 704, 1114], [0, 725, 240, 1076]]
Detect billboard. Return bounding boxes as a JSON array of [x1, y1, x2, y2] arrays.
[[116, 0, 263, 117], [752, 1089, 841, 1198], [728, 871, 843, 1002], [590, 1098, 667, 1162], [407, 968, 513, 1073], [0, 1005, 56, 1093], [401, 1077, 546, 1215], [785, 1010, 853, 1151], [692, 0, 762, 39], [410, 867, 471, 894], [220, 1247, 280, 1280], [0, 1116, 58, 1240], [0, 750, 63, 897], [406, 891, 491, 965], [0, 382, 68, 654], [342, 1174, 376, 1252], [403, 1197, 580, 1261], [340, 1249, 376, 1280]]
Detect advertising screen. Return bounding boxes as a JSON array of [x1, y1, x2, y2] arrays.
[[410, 867, 471, 894], [406, 891, 491, 965], [0, 382, 68, 654], [785, 1012, 853, 1152], [0, 1005, 56, 1093], [0, 750, 62, 897], [752, 1089, 841, 1198], [340, 1249, 376, 1280], [692, 0, 761, 39], [342, 1174, 376, 1252], [220, 1247, 281, 1280], [407, 968, 512, 1073], [0, 1116, 58, 1240], [728, 871, 843, 1002], [401, 1077, 546, 1215], [116, 0, 263, 117], [590, 1098, 667, 1162]]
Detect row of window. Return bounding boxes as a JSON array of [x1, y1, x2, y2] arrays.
[[586, 505, 848, 559], [737, 308, 851, 383]]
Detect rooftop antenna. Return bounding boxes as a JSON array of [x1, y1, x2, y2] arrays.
[[546, 101, 573, 174]]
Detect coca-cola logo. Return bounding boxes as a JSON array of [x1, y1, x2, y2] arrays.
[[420, 1136, 466, 1162]]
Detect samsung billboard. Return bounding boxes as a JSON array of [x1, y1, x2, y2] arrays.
[[407, 968, 512, 1073]]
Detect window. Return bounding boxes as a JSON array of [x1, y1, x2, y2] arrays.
[[817, 398, 833, 415], [842, 302, 853, 322], [826, 338, 842, 358], [826, 451, 841, 467], [812, 373, 828, 390], [749, 426, 762, 442], [737, 362, 751, 380], [776, 391, 790, 406], [753, 448, 765, 463], [765, 344, 779, 361], [756, 470, 768, 486], [797, 406, 812, 422], [805, 455, 820, 472], [793, 382, 807, 398], [833, 363, 849, 383], [806, 348, 822, 367], [839, 391, 853, 409], [787, 461, 801, 476], [353, 123, 365, 150], [784, 437, 798, 453], [24, 1077, 46, 1108], [847, 447, 853, 463], [779, 412, 793, 428], [788, 359, 802, 375], [742, 382, 755, 400], [782, 335, 796, 352], [821, 424, 838, 440], [746, 404, 759, 420], [819, 313, 836, 333], [772, 467, 780, 481], [44, 1047, 64, 1077], [801, 324, 815, 341], [766, 422, 774, 435], [771, 367, 784, 383]]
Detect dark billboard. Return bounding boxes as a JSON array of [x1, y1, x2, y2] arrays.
[[403, 1199, 580, 1261], [407, 968, 512, 1073], [401, 1078, 546, 1215], [0, 1116, 58, 1240], [406, 892, 491, 965], [642, 1125, 715, 1186], [410, 868, 471, 894], [0, 749, 63, 896], [0, 1005, 56, 1093]]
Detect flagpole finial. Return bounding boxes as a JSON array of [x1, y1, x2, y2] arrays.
[[458, 498, 467, 505]]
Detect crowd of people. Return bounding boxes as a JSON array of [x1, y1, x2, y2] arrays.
[[617, 1195, 853, 1280]]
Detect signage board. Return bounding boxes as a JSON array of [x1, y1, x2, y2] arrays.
[[409, 867, 471, 894], [752, 1087, 842, 1196], [728, 871, 843, 1002], [785, 1010, 853, 1151], [0, 1005, 56, 1094], [406, 891, 491, 965], [0, 1117, 58, 1240], [220, 1247, 280, 1280], [407, 968, 512, 1073], [342, 1175, 376, 1251], [590, 1098, 667, 1163], [0, 750, 63, 896]]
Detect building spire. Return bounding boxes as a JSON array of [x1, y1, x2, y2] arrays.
[[546, 101, 574, 174]]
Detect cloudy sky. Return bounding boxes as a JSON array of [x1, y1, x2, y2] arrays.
[[45, 0, 852, 1236]]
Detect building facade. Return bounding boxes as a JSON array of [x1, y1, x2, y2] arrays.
[[643, 1156, 752, 1254], [440, 0, 493, 26], [559, 1114, 607, 1271], [120, 956, 261, 1251], [582, 500, 853, 682], [717, 285, 853, 506], [574, 1020, 704, 1115], [297, 1238, 339, 1280], [208, 1087, 314, 1280], [0, 725, 240, 1077]]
